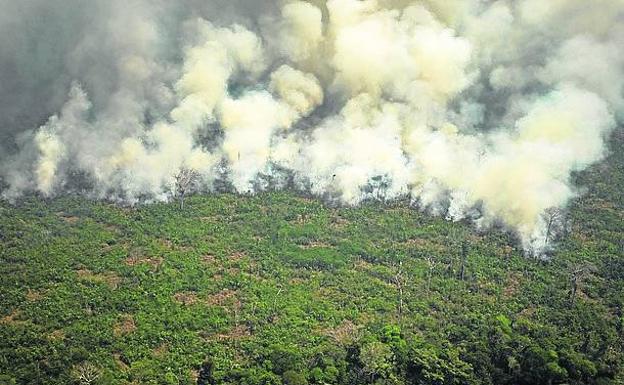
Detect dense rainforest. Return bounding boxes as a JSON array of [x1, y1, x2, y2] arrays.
[[1, 133, 623, 385]]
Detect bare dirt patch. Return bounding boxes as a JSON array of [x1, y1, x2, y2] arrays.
[[100, 223, 121, 234], [501, 245, 514, 258], [173, 292, 200, 306], [124, 255, 163, 269], [403, 238, 427, 247], [297, 241, 333, 249], [323, 320, 361, 345], [518, 307, 536, 318], [330, 215, 350, 228], [206, 289, 241, 311], [57, 212, 80, 224], [48, 329, 66, 341], [25, 289, 45, 301], [158, 238, 192, 252], [503, 272, 522, 298], [76, 269, 121, 289], [292, 214, 312, 225], [354, 259, 373, 271], [229, 252, 246, 262], [1, 309, 28, 326], [152, 343, 169, 358], [206, 289, 237, 305], [113, 314, 137, 337], [214, 324, 251, 341], [201, 254, 217, 264], [314, 287, 333, 299]]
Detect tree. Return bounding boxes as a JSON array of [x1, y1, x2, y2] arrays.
[[542, 208, 566, 249], [282, 370, 308, 385], [406, 343, 476, 385], [173, 167, 200, 210], [569, 262, 597, 305], [71, 362, 101, 385], [425, 256, 437, 292], [459, 241, 469, 281], [359, 341, 395, 383], [393, 261, 405, 324]]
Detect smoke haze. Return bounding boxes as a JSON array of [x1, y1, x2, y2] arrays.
[[1, 0, 623, 254]]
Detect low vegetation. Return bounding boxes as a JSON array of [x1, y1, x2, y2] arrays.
[[1, 134, 623, 385]]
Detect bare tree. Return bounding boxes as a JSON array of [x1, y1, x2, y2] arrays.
[[425, 256, 437, 292], [569, 262, 597, 305], [459, 240, 469, 281], [269, 285, 284, 324], [72, 362, 101, 385], [173, 167, 200, 210], [542, 207, 566, 249], [392, 261, 405, 324]]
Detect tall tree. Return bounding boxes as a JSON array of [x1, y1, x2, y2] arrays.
[[173, 167, 200, 210], [393, 261, 405, 324], [569, 262, 597, 305], [542, 207, 566, 249], [425, 256, 437, 292], [460, 240, 469, 281], [71, 362, 100, 385]]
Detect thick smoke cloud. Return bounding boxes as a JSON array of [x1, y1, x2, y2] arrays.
[[1, 0, 623, 255]]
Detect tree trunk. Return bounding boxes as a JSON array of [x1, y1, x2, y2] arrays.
[[427, 268, 432, 291], [460, 241, 468, 281], [570, 280, 577, 305], [397, 285, 403, 324], [544, 217, 553, 247]]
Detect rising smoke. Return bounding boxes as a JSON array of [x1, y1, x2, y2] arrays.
[[0, 0, 622, 254]]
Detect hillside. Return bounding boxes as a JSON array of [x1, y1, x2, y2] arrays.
[[1, 133, 623, 385]]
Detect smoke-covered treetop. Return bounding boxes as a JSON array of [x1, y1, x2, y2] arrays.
[[1, 0, 623, 254]]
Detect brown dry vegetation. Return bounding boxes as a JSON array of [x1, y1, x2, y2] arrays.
[[323, 320, 361, 345], [297, 241, 333, 249], [124, 255, 163, 269], [57, 212, 80, 224], [25, 288, 45, 301], [206, 289, 238, 306], [1, 310, 28, 326], [213, 324, 251, 341], [76, 269, 121, 289], [173, 291, 200, 306], [503, 272, 522, 298], [113, 314, 137, 337], [48, 329, 66, 341]]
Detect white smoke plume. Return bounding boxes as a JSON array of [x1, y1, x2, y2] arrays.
[[1, 0, 623, 255]]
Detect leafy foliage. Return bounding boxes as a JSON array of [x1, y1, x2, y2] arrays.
[[1, 134, 623, 384]]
